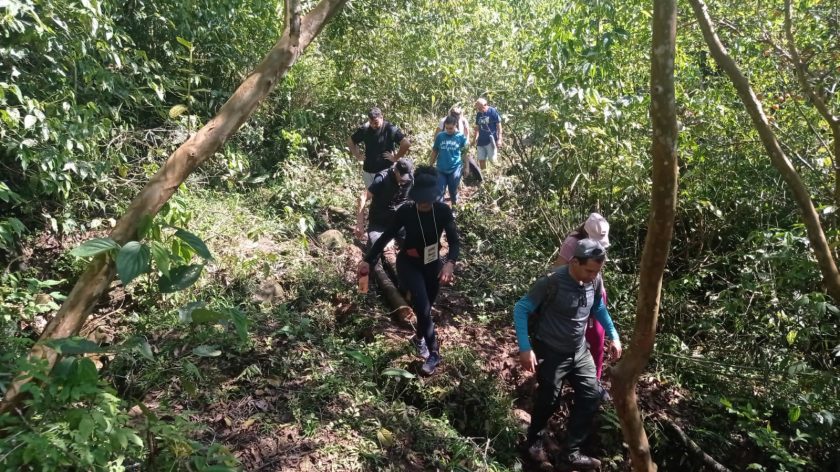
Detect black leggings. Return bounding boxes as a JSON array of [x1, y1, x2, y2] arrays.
[[397, 253, 442, 353]]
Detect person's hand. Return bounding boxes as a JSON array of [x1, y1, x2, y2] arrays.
[[439, 260, 455, 285], [607, 339, 623, 360], [354, 222, 365, 240], [357, 261, 370, 276], [497, 138, 504, 148], [519, 350, 537, 373]]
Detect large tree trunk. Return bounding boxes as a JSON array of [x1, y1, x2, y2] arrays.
[[783, 0, 840, 209], [610, 1, 679, 470], [0, 0, 349, 414], [688, 0, 840, 301]]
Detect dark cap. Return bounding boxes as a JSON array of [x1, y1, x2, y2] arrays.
[[409, 166, 440, 203], [394, 158, 414, 182], [368, 107, 383, 119], [574, 238, 606, 259]]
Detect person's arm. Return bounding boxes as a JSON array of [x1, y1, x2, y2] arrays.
[[514, 297, 538, 372], [496, 121, 503, 147], [429, 148, 438, 167], [591, 294, 622, 358], [348, 130, 364, 162], [359, 215, 402, 274], [460, 135, 470, 175], [395, 137, 410, 160], [472, 124, 479, 145], [355, 190, 372, 239]]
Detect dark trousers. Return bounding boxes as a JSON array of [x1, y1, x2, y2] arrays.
[[396, 253, 442, 353], [527, 342, 600, 453]]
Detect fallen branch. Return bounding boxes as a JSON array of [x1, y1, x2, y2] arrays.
[[660, 417, 732, 472]]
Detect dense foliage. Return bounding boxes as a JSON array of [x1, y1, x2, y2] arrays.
[[1, 0, 838, 470]]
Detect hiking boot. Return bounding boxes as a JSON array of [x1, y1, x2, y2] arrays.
[[558, 451, 601, 470], [527, 438, 549, 463], [411, 336, 429, 360], [598, 382, 612, 403], [421, 352, 441, 375]]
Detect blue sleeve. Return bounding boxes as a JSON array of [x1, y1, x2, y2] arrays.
[[591, 294, 619, 341], [433, 133, 441, 151], [514, 295, 537, 352], [491, 108, 501, 124]]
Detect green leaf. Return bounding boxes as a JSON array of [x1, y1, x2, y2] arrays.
[[786, 330, 797, 346], [789, 405, 801, 423], [150, 241, 170, 277], [137, 213, 154, 239], [176, 36, 193, 49], [193, 345, 221, 357], [177, 301, 206, 323], [346, 350, 373, 368], [158, 264, 204, 293], [116, 241, 151, 285], [169, 104, 188, 119], [122, 336, 154, 361], [377, 427, 395, 447], [190, 308, 229, 324], [70, 238, 120, 258], [381, 367, 415, 379], [174, 228, 213, 260], [46, 337, 105, 355]]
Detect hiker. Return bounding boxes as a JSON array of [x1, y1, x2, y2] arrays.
[[430, 115, 469, 207], [514, 239, 622, 470], [552, 212, 613, 401], [349, 107, 411, 237], [358, 166, 459, 375], [472, 98, 502, 170], [435, 105, 471, 145], [354, 158, 414, 246]]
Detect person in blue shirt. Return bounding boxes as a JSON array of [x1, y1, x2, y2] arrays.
[[430, 115, 469, 207], [513, 239, 622, 470], [472, 98, 502, 170]]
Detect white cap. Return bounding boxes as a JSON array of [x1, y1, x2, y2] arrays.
[[584, 213, 610, 248]]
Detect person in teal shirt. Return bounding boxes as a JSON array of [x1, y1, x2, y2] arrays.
[[430, 115, 469, 206]]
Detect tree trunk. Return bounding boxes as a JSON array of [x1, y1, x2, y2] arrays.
[[783, 0, 840, 211], [689, 0, 840, 301], [611, 1, 679, 470], [372, 261, 413, 323], [0, 0, 349, 414]]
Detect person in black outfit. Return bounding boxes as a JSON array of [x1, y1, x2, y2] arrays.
[[354, 158, 413, 246], [348, 107, 411, 227], [358, 166, 459, 375]]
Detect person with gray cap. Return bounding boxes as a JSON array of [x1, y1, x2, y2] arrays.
[[358, 166, 460, 376], [354, 158, 414, 246], [553, 212, 613, 401], [513, 238, 622, 470]]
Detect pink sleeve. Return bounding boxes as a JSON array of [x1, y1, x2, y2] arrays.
[[558, 236, 578, 262]]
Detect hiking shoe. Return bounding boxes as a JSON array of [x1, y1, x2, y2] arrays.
[[559, 451, 602, 470], [599, 382, 612, 403], [527, 438, 549, 463], [411, 336, 429, 360], [421, 352, 441, 375]]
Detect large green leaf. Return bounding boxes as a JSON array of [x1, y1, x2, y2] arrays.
[[116, 241, 151, 285], [190, 308, 229, 324], [70, 238, 120, 258], [174, 228, 213, 260], [381, 367, 415, 379], [158, 264, 204, 293], [150, 241, 170, 278]]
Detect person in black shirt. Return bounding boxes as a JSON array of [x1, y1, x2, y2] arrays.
[[354, 158, 414, 246], [348, 107, 411, 223], [358, 166, 459, 375]]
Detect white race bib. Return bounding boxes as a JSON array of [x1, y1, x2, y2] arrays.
[[423, 243, 438, 265]]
